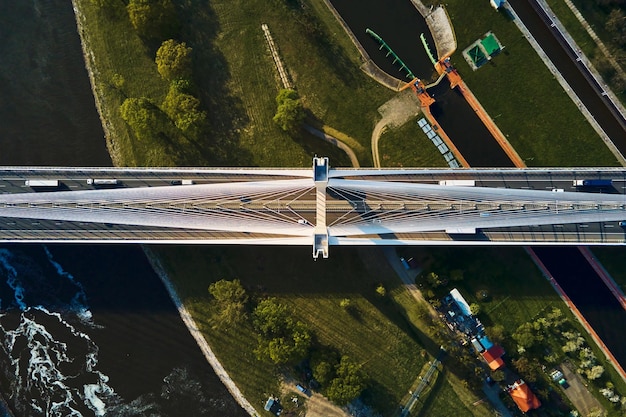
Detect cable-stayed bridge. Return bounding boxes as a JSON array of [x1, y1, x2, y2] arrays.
[[1, 158, 626, 258]]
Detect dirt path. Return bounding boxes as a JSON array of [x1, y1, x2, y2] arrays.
[[304, 125, 360, 168], [371, 90, 422, 167], [281, 381, 351, 417]]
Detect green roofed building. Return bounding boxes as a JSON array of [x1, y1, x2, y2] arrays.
[[468, 45, 487, 67], [462, 31, 505, 71], [481, 33, 502, 56]]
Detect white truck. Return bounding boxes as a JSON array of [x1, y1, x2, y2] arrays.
[[25, 180, 59, 188], [438, 180, 476, 186], [87, 179, 120, 185]]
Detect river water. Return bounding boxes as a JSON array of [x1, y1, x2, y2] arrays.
[[0, 1, 247, 416]]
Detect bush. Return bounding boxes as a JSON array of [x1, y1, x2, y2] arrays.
[[127, 0, 179, 40], [273, 89, 304, 134], [156, 39, 193, 81], [375, 284, 386, 297]]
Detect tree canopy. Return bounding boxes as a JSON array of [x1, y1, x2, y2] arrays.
[[273, 89, 305, 134], [512, 322, 539, 349], [127, 0, 180, 40], [162, 85, 206, 136], [156, 39, 193, 81], [325, 356, 366, 405], [208, 279, 248, 328], [120, 97, 161, 141], [252, 298, 311, 365]]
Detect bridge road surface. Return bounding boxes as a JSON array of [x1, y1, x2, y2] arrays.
[[1, 167, 626, 247]]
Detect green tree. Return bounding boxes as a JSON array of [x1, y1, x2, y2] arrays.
[[485, 324, 505, 344], [586, 365, 604, 380], [326, 356, 366, 405], [253, 298, 289, 336], [313, 360, 335, 386], [253, 298, 311, 365], [162, 85, 206, 135], [469, 303, 481, 316], [311, 347, 339, 386], [126, 0, 179, 39], [511, 356, 540, 382], [276, 88, 299, 103], [120, 97, 161, 140], [156, 39, 193, 81], [375, 284, 386, 297], [273, 89, 304, 134], [513, 322, 538, 349], [208, 279, 248, 328], [491, 369, 505, 382]]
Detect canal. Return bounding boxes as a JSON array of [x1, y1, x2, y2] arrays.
[[330, 0, 626, 373]]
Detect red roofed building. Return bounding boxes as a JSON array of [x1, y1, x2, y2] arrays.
[[481, 345, 505, 370], [508, 379, 541, 412]]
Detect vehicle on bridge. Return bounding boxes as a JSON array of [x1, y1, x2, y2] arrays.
[[24, 180, 59, 188], [87, 178, 120, 186], [573, 179, 613, 187]]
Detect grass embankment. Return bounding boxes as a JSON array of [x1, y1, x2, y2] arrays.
[[153, 246, 432, 416], [78, 0, 397, 168], [423, 0, 618, 167], [378, 118, 447, 168], [555, 0, 626, 105]]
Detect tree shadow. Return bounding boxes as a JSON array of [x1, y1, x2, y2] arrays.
[[174, 0, 253, 166]]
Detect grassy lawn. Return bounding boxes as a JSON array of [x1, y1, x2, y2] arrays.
[[378, 116, 448, 168], [153, 245, 430, 416], [422, 0, 618, 167], [416, 373, 474, 417], [78, 0, 394, 169], [401, 247, 559, 332]]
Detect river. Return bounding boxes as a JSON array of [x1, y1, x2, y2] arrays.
[[0, 1, 247, 416]]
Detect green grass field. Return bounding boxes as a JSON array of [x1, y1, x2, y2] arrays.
[[422, 0, 618, 167], [378, 117, 448, 168], [153, 245, 433, 415]]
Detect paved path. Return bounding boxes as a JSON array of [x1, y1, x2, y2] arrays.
[[304, 125, 360, 168]]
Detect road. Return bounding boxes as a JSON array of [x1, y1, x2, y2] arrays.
[[1, 167, 626, 246]]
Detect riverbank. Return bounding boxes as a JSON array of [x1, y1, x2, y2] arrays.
[[71, 2, 257, 415], [71, 0, 123, 167], [142, 247, 258, 417]]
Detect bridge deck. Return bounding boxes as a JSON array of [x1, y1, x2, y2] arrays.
[[1, 162, 626, 257]]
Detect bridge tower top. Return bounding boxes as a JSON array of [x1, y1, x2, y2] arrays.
[[313, 157, 329, 259]]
